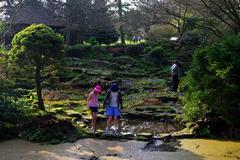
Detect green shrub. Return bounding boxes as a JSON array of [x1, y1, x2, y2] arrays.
[[183, 34, 240, 128], [126, 44, 144, 56], [10, 24, 64, 111], [65, 44, 92, 58], [95, 30, 119, 45], [0, 88, 34, 139], [148, 46, 169, 66], [180, 31, 201, 45], [148, 46, 163, 58], [109, 43, 126, 48], [65, 44, 108, 58], [19, 114, 86, 144], [85, 37, 98, 45], [91, 45, 107, 55], [145, 25, 175, 42], [143, 46, 152, 54]]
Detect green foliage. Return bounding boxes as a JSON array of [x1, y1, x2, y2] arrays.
[[85, 37, 98, 45], [145, 25, 176, 42], [10, 24, 65, 110], [65, 44, 91, 58], [11, 24, 64, 67], [178, 76, 188, 92], [19, 114, 86, 144], [91, 45, 107, 55], [143, 46, 152, 54], [95, 30, 119, 45], [148, 46, 163, 58], [0, 51, 15, 111], [109, 43, 126, 48], [126, 44, 144, 56], [0, 88, 35, 139], [180, 31, 201, 45], [0, 20, 4, 35], [183, 34, 240, 127], [148, 46, 169, 66], [65, 44, 107, 58], [136, 78, 167, 89]]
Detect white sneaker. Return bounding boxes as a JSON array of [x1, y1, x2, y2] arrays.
[[110, 125, 117, 130], [103, 128, 110, 135], [91, 127, 96, 134], [114, 129, 121, 136]]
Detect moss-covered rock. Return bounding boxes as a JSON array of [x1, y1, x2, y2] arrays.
[[82, 115, 92, 122], [153, 113, 176, 120], [65, 110, 82, 118], [19, 114, 87, 144], [49, 107, 64, 114]]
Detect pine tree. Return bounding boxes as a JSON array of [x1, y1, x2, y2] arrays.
[[90, 0, 118, 44]]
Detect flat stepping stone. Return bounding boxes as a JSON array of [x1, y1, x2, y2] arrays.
[[153, 133, 172, 139], [137, 132, 153, 141], [171, 128, 195, 138]]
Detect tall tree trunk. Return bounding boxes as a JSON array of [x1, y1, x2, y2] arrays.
[[118, 0, 125, 44], [66, 29, 71, 46], [77, 31, 84, 44], [35, 64, 45, 111], [119, 25, 125, 45]]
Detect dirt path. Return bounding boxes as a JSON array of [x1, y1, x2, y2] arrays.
[[0, 139, 239, 160]]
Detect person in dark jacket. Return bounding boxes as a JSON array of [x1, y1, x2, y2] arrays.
[[103, 83, 122, 135]]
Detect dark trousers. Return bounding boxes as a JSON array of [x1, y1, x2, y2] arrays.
[[172, 75, 179, 92]]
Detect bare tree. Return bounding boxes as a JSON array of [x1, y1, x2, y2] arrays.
[[198, 0, 240, 34], [136, 0, 240, 37], [136, 0, 191, 37]]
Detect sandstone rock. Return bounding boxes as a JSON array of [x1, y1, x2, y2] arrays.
[[153, 133, 172, 139], [137, 133, 152, 141], [171, 128, 195, 138], [137, 132, 153, 141]]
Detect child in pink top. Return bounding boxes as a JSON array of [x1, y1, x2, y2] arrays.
[[87, 85, 102, 133]]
